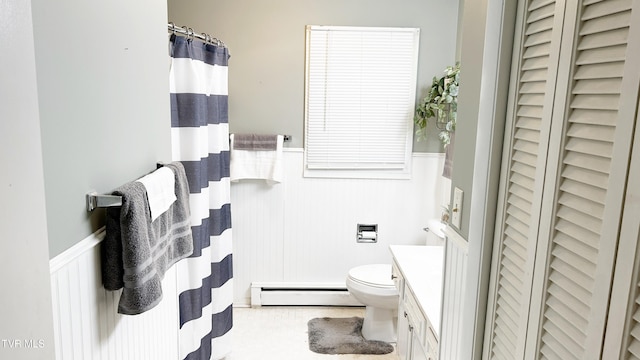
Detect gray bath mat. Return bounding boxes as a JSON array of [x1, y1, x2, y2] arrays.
[[307, 317, 394, 355]]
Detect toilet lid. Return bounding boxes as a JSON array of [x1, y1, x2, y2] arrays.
[[348, 264, 395, 288]]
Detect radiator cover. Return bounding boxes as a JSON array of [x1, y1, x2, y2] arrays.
[[250, 282, 363, 307]]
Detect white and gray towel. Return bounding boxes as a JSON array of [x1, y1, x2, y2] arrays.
[[136, 166, 177, 221], [101, 162, 193, 315], [230, 134, 284, 184]]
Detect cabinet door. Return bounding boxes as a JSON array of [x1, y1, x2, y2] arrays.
[[426, 325, 439, 360], [397, 306, 411, 360], [411, 328, 429, 360]]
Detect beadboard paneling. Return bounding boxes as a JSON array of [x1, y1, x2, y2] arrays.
[[440, 226, 468, 360], [231, 150, 445, 305], [50, 229, 179, 360]]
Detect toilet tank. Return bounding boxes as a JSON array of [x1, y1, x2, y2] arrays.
[[425, 219, 446, 246]]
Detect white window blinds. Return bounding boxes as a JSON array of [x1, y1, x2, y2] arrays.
[[304, 26, 419, 178]]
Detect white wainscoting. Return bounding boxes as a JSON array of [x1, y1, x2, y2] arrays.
[[231, 149, 445, 305], [440, 225, 469, 360], [49, 229, 178, 360]]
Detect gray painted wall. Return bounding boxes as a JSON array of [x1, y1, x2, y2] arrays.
[[449, 0, 486, 238], [31, 0, 172, 258], [167, 0, 459, 152], [0, 0, 55, 357]]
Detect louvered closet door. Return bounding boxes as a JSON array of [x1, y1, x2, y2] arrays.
[[526, 1, 638, 359], [604, 126, 640, 360], [483, 1, 565, 359], [587, 1, 640, 359]]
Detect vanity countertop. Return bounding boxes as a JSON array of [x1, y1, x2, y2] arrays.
[[389, 245, 444, 335]]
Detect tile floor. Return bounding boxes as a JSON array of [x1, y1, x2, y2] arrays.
[[227, 306, 398, 360]]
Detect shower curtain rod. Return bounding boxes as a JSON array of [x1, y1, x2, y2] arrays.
[[168, 22, 226, 47]]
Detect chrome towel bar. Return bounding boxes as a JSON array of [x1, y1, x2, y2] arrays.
[[86, 192, 122, 212], [86, 162, 167, 212]]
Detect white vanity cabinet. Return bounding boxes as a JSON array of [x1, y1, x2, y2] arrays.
[[390, 246, 443, 360]]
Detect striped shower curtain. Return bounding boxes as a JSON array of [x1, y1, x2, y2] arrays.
[[169, 34, 233, 360]]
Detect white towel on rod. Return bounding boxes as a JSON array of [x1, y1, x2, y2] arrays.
[[136, 166, 177, 221], [230, 134, 284, 184]]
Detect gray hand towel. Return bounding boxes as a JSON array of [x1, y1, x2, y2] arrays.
[[233, 134, 278, 150], [101, 162, 193, 315]]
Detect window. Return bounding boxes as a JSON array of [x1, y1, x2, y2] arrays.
[[304, 25, 420, 179]]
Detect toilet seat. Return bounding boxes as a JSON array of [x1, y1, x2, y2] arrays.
[[347, 264, 395, 289]]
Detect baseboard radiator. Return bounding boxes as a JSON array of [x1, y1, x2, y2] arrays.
[[250, 282, 363, 307], [439, 228, 469, 360], [49, 229, 179, 360]]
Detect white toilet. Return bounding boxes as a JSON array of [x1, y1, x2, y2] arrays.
[[346, 220, 446, 342], [346, 264, 399, 342]]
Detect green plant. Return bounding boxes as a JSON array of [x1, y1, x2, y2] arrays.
[[414, 63, 460, 146]]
